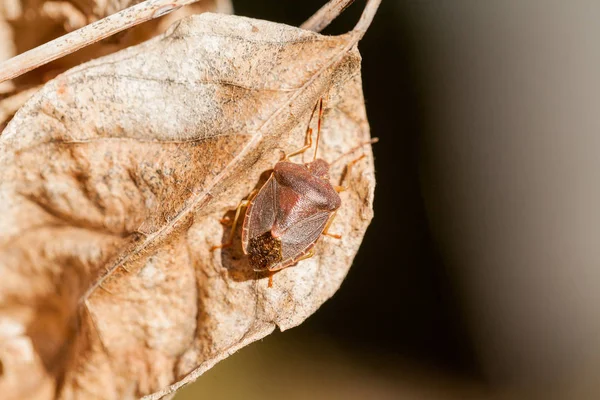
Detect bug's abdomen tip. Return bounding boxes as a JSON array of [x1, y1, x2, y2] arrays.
[[247, 232, 282, 270]]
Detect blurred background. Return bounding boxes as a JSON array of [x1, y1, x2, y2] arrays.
[[5, 0, 600, 398], [173, 1, 600, 399], [7, 0, 598, 398]]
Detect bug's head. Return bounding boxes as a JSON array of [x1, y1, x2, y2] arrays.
[[307, 158, 330, 179]]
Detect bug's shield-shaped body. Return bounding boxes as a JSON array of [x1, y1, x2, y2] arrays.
[[242, 159, 341, 272]]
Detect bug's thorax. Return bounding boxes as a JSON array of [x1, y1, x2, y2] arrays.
[[267, 158, 340, 243], [306, 158, 331, 180]]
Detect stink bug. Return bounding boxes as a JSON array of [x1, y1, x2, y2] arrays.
[[212, 98, 376, 286]]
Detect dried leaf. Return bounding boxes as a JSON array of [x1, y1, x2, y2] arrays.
[[0, 10, 376, 400], [0, 0, 232, 86], [0, 85, 40, 131]]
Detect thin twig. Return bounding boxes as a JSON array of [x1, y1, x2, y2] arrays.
[[300, 0, 356, 32], [0, 0, 380, 85], [353, 0, 381, 33], [0, 0, 200, 84]]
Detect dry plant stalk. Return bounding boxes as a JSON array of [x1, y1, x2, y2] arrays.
[[0, 0, 205, 83], [0, 0, 233, 128], [301, 0, 356, 32], [0, 0, 381, 399]]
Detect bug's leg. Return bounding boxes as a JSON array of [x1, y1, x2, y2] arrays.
[[210, 200, 249, 251], [284, 128, 313, 160], [312, 96, 324, 161], [328, 154, 369, 237], [219, 216, 234, 226], [268, 272, 274, 288], [211, 190, 258, 251], [322, 212, 342, 239], [295, 249, 315, 262], [283, 98, 322, 160], [330, 138, 379, 167], [335, 154, 367, 192]]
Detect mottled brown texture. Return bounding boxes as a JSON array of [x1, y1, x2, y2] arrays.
[[242, 158, 342, 272], [0, 9, 377, 400], [247, 231, 283, 270], [0, 86, 40, 131], [0, 0, 232, 86]]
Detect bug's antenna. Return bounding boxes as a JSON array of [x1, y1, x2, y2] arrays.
[[330, 137, 379, 166], [313, 98, 324, 161]]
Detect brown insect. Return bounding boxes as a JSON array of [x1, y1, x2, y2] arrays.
[[212, 98, 376, 286]]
